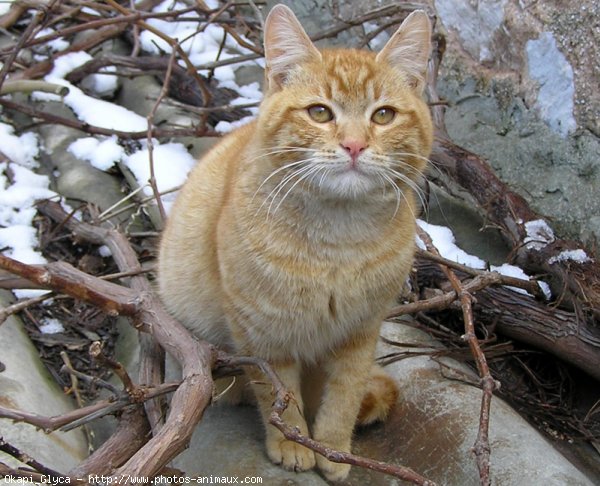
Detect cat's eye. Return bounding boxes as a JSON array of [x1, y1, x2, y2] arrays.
[[371, 107, 396, 125], [307, 105, 334, 123]]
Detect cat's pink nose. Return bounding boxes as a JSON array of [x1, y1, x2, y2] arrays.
[[341, 139, 367, 162]]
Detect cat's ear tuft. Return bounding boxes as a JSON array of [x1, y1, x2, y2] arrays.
[[263, 4, 321, 91], [376, 10, 432, 93]]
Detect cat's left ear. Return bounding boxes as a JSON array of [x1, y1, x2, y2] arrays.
[[376, 10, 432, 93], [263, 4, 321, 91]]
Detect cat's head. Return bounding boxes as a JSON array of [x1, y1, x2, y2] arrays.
[[254, 4, 433, 202]]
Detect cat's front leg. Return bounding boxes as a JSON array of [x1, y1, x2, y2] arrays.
[[312, 328, 381, 481], [245, 362, 316, 472]]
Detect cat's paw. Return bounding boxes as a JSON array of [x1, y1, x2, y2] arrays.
[[267, 437, 316, 472], [316, 454, 351, 482]]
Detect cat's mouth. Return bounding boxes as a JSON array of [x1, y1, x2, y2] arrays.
[[333, 156, 373, 176], [317, 159, 381, 198]]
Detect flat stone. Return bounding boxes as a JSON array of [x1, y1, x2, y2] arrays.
[[344, 321, 595, 485], [173, 404, 327, 485], [168, 320, 593, 485]]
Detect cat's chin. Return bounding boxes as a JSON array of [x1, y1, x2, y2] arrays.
[[318, 168, 380, 199]]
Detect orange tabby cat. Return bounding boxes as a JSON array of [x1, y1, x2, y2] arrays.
[[158, 4, 432, 481]]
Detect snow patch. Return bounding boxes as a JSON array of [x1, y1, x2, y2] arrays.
[[98, 245, 112, 258], [39, 318, 65, 334], [524, 219, 555, 250], [0, 123, 40, 168], [417, 220, 486, 269], [68, 136, 125, 171], [35, 28, 70, 52], [548, 249, 592, 265], [34, 52, 147, 133], [123, 143, 196, 213], [418, 220, 551, 299]]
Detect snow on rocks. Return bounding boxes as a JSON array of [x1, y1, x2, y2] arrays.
[[548, 249, 593, 265], [417, 220, 551, 298], [0, 123, 55, 298], [523, 219, 555, 250]]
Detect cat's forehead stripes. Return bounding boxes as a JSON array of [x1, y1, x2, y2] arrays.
[[323, 50, 376, 97], [321, 50, 380, 101]]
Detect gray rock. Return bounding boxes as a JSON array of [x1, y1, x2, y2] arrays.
[[50, 142, 126, 213], [34, 104, 137, 226], [345, 321, 594, 485], [174, 404, 327, 485], [169, 320, 593, 485], [0, 290, 88, 473], [526, 32, 576, 137], [425, 185, 510, 265], [438, 76, 600, 245], [435, 0, 508, 63], [118, 75, 196, 129]]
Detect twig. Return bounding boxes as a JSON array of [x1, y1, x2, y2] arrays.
[[60, 351, 95, 451], [388, 270, 514, 317], [0, 400, 120, 433], [0, 97, 216, 139], [0, 383, 179, 433], [416, 248, 545, 298], [0, 0, 60, 89], [89, 341, 141, 398], [96, 186, 182, 223], [105, 0, 213, 107], [0, 292, 54, 326], [0, 80, 68, 96], [0, 436, 65, 478], [416, 227, 496, 486], [61, 351, 120, 395], [0, 255, 137, 316], [34, 201, 216, 479], [145, 49, 178, 225]]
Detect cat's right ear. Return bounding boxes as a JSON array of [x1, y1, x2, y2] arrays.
[[376, 10, 432, 93], [263, 4, 321, 91]]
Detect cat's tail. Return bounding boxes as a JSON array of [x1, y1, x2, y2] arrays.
[[357, 364, 399, 425]]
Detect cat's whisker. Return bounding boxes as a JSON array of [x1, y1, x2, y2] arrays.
[[386, 163, 429, 218], [246, 147, 319, 169], [384, 167, 427, 220], [264, 163, 319, 218], [388, 151, 441, 178], [252, 155, 325, 217], [380, 172, 402, 219], [272, 165, 325, 215], [387, 159, 428, 180], [375, 173, 387, 199], [251, 159, 309, 204], [318, 168, 333, 194], [306, 164, 327, 188], [262, 168, 310, 217]]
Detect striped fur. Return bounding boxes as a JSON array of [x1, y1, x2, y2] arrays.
[[158, 5, 432, 481]]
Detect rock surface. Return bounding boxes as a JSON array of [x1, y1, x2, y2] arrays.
[[431, 0, 600, 245], [173, 321, 595, 485]]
